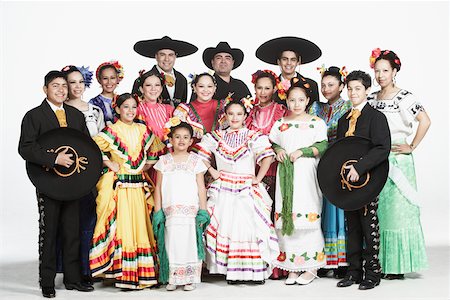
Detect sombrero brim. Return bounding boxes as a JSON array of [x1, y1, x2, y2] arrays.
[[202, 48, 244, 70], [26, 127, 103, 201], [134, 36, 198, 58], [317, 136, 389, 211], [256, 36, 322, 65]]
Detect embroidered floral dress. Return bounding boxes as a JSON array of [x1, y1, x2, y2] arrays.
[[89, 120, 165, 289], [269, 117, 328, 271], [368, 89, 428, 274], [309, 98, 351, 268], [193, 128, 279, 281], [153, 153, 207, 285]]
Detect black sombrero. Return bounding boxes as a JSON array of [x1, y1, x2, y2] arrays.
[[26, 127, 103, 201], [317, 136, 389, 211], [256, 36, 322, 65], [202, 42, 244, 70], [134, 36, 198, 58]]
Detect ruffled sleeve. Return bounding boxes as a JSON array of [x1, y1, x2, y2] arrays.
[[313, 118, 328, 143], [191, 132, 218, 163], [249, 131, 275, 165], [193, 154, 208, 174], [152, 155, 165, 172], [146, 131, 166, 161], [94, 128, 112, 161]]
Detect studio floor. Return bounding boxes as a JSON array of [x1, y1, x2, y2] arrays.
[[0, 246, 448, 300]]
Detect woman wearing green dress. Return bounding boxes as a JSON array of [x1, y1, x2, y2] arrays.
[[368, 48, 431, 279]]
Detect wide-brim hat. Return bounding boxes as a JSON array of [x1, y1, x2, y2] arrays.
[[134, 36, 198, 58], [202, 42, 244, 70], [26, 127, 103, 201], [317, 136, 389, 211], [256, 36, 322, 65]]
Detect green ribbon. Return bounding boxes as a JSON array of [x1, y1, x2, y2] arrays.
[[195, 209, 211, 260], [152, 210, 168, 284], [279, 158, 294, 236]]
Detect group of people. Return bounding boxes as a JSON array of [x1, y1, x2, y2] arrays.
[[18, 36, 431, 298]]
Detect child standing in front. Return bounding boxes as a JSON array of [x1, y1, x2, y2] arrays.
[[269, 78, 328, 285], [153, 120, 209, 291]]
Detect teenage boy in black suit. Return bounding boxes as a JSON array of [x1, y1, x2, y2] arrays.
[[18, 71, 94, 298], [335, 70, 391, 290]]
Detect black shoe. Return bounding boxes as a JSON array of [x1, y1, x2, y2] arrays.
[[41, 287, 56, 298], [382, 273, 404, 280], [253, 280, 265, 285], [81, 275, 94, 285], [317, 268, 332, 278], [227, 280, 243, 285], [336, 275, 361, 287], [358, 279, 380, 290], [333, 267, 348, 279], [65, 282, 94, 292]]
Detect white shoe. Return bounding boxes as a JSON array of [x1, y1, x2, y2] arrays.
[[183, 284, 196, 291], [166, 284, 177, 291], [285, 272, 299, 285], [296, 270, 318, 285]]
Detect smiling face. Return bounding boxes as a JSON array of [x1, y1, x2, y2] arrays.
[[287, 87, 309, 116], [140, 75, 163, 102], [211, 52, 234, 76], [193, 75, 216, 102], [43, 77, 68, 107], [321, 75, 343, 103], [226, 103, 246, 130], [374, 59, 397, 89], [67, 71, 85, 100], [277, 51, 300, 78], [255, 77, 275, 106], [155, 49, 176, 73], [115, 97, 137, 125], [169, 127, 193, 153], [347, 80, 370, 107], [99, 67, 118, 94]]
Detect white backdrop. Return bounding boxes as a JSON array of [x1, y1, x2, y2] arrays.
[[1, 1, 449, 261]]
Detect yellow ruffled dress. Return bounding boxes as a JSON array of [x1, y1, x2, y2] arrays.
[[89, 120, 165, 289]]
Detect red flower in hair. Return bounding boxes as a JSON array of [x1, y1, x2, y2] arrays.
[[369, 48, 382, 68], [394, 58, 401, 66]]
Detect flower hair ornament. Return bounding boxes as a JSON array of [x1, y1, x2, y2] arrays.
[[162, 116, 183, 142], [317, 64, 348, 82], [77, 66, 93, 88], [369, 48, 382, 68], [240, 96, 256, 113], [95, 60, 124, 82]]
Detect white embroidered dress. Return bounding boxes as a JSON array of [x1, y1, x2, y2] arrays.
[[153, 153, 207, 285]]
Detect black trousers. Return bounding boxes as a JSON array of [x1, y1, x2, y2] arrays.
[[345, 199, 381, 282], [37, 191, 81, 288]]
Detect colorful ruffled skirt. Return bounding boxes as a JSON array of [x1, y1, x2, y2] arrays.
[[89, 172, 158, 289], [205, 171, 279, 281]]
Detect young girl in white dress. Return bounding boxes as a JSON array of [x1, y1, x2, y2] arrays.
[[269, 78, 328, 285], [193, 100, 279, 284], [153, 120, 209, 291]]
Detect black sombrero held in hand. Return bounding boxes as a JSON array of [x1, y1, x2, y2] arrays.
[[256, 36, 322, 65], [26, 127, 103, 201], [202, 42, 244, 70], [317, 136, 389, 211], [134, 36, 198, 58]]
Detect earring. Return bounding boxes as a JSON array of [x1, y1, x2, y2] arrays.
[[393, 76, 396, 85], [372, 77, 379, 87]]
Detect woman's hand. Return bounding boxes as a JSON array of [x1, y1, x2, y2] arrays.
[[276, 149, 287, 162], [209, 167, 221, 181], [289, 150, 303, 163], [391, 143, 413, 154]]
